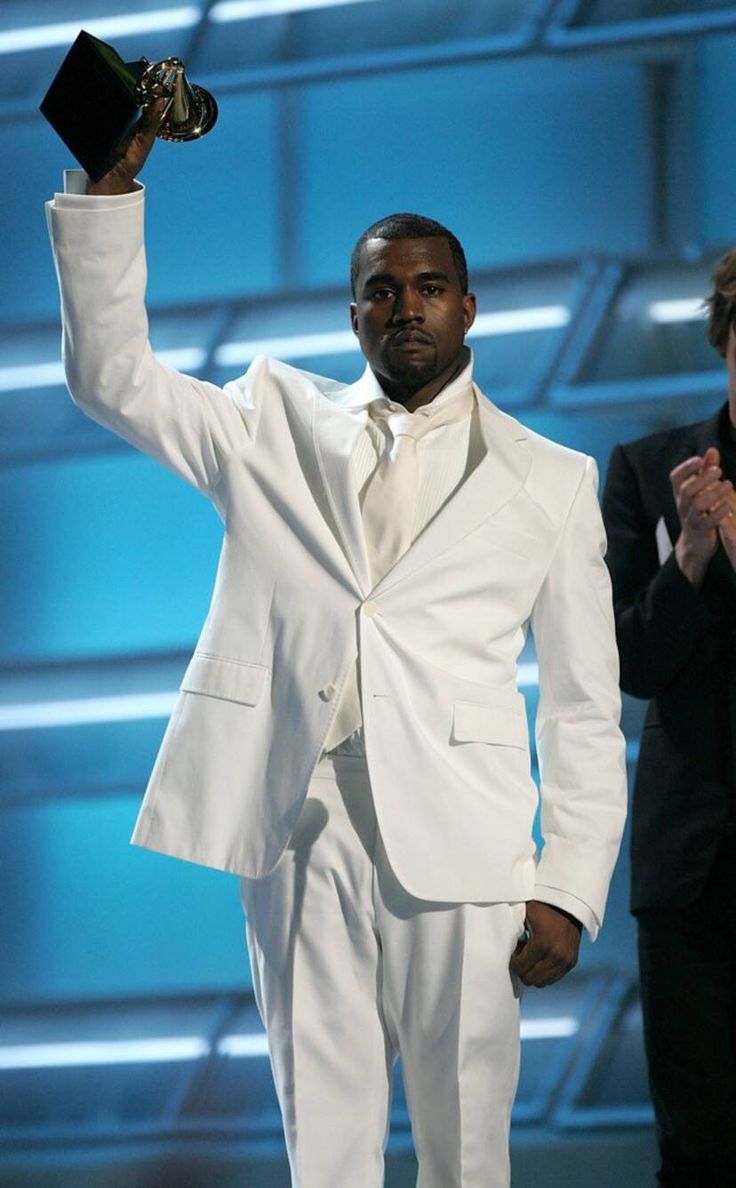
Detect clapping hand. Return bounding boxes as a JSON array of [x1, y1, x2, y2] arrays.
[[670, 447, 734, 585]]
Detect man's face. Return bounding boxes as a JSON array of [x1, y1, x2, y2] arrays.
[[350, 237, 476, 395]]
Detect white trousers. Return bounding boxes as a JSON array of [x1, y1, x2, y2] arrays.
[[240, 756, 524, 1188]]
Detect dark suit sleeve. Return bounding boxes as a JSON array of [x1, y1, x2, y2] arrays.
[[602, 443, 715, 699]]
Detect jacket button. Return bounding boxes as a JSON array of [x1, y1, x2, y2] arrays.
[[320, 684, 337, 701], [363, 600, 379, 618]]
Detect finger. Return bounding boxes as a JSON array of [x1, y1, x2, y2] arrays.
[[523, 963, 570, 989], [513, 949, 572, 988], [509, 932, 571, 979], [132, 97, 168, 146], [689, 482, 733, 518], [708, 500, 736, 528], [680, 468, 724, 501], [719, 516, 736, 542], [670, 456, 705, 488]]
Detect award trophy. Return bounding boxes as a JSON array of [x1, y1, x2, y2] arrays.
[[40, 30, 218, 182]]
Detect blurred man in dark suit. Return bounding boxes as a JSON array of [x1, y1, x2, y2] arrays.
[[602, 252, 736, 1188]]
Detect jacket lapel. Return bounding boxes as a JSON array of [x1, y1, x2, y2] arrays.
[[375, 387, 532, 595], [311, 374, 374, 594]]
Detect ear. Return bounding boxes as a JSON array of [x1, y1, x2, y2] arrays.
[[462, 292, 477, 334], [349, 302, 359, 336]]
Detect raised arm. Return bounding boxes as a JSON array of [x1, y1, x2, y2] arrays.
[[46, 102, 256, 502]]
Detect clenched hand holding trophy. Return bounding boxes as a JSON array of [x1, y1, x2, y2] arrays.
[[40, 31, 217, 190]]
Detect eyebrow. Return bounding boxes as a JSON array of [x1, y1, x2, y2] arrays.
[[362, 270, 452, 290]]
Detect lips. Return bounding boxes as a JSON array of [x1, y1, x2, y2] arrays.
[[391, 330, 433, 347]]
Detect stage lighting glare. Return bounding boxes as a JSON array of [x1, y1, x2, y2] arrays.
[[0, 8, 200, 53], [648, 297, 705, 324], [210, 0, 376, 21], [0, 692, 178, 730], [0, 1015, 577, 1070], [0, 311, 567, 393], [0, 0, 379, 55], [0, 1036, 209, 1070], [0, 666, 538, 731], [0, 349, 205, 393], [215, 307, 571, 368]]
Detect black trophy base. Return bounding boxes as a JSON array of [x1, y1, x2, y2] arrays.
[[40, 31, 145, 183]]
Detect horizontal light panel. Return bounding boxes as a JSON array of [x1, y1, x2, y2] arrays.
[[0, 309, 568, 393], [215, 328, 357, 366], [210, 0, 376, 20], [0, 665, 539, 730], [0, 8, 200, 53], [0, 0, 376, 54], [217, 1033, 270, 1057], [648, 297, 705, 323], [0, 1036, 208, 1070], [0, 691, 178, 730], [520, 1016, 578, 1040], [215, 307, 570, 368], [470, 305, 570, 335], [0, 348, 206, 392], [0, 1015, 577, 1069]]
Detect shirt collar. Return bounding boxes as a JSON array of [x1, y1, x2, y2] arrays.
[[340, 351, 475, 418]]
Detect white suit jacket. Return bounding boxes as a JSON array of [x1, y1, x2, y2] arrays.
[[47, 184, 627, 933]]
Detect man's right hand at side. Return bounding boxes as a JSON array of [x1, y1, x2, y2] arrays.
[[87, 97, 168, 195]]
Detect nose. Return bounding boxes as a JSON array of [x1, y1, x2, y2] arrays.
[[389, 286, 424, 325]]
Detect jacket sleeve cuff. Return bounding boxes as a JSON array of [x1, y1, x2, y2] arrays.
[[50, 169, 144, 209], [533, 885, 599, 940]]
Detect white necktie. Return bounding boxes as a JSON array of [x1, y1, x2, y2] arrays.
[[361, 411, 430, 583], [323, 387, 474, 753]]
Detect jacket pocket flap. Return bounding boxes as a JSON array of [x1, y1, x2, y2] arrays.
[[452, 700, 527, 748], [180, 653, 269, 706]]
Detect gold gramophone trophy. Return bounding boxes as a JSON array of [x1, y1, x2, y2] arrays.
[[40, 31, 218, 182]]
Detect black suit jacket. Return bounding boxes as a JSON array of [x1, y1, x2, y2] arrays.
[[602, 405, 736, 912]]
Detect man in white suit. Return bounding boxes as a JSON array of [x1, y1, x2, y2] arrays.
[[46, 108, 627, 1188]]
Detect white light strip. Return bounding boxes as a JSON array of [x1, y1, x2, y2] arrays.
[[648, 297, 705, 324], [0, 1016, 577, 1070], [0, 361, 65, 391], [0, 664, 539, 731], [0, 691, 177, 731], [0, 308, 569, 392], [0, 1036, 208, 1070], [0, 0, 377, 54], [214, 306, 569, 369], [0, 8, 201, 54], [0, 348, 205, 393], [469, 306, 570, 336], [217, 1033, 270, 1057], [215, 329, 358, 366], [210, 0, 374, 21], [516, 662, 538, 689], [520, 1016, 578, 1040], [157, 347, 208, 371]]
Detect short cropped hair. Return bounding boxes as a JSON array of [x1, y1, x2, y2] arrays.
[[350, 213, 469, 298], [705, 248, 736, 355]]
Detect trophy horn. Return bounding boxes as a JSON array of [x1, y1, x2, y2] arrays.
[[135, 57, 218, 141]]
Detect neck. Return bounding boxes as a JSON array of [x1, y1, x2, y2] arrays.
[[375, 346, 470, 413]]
